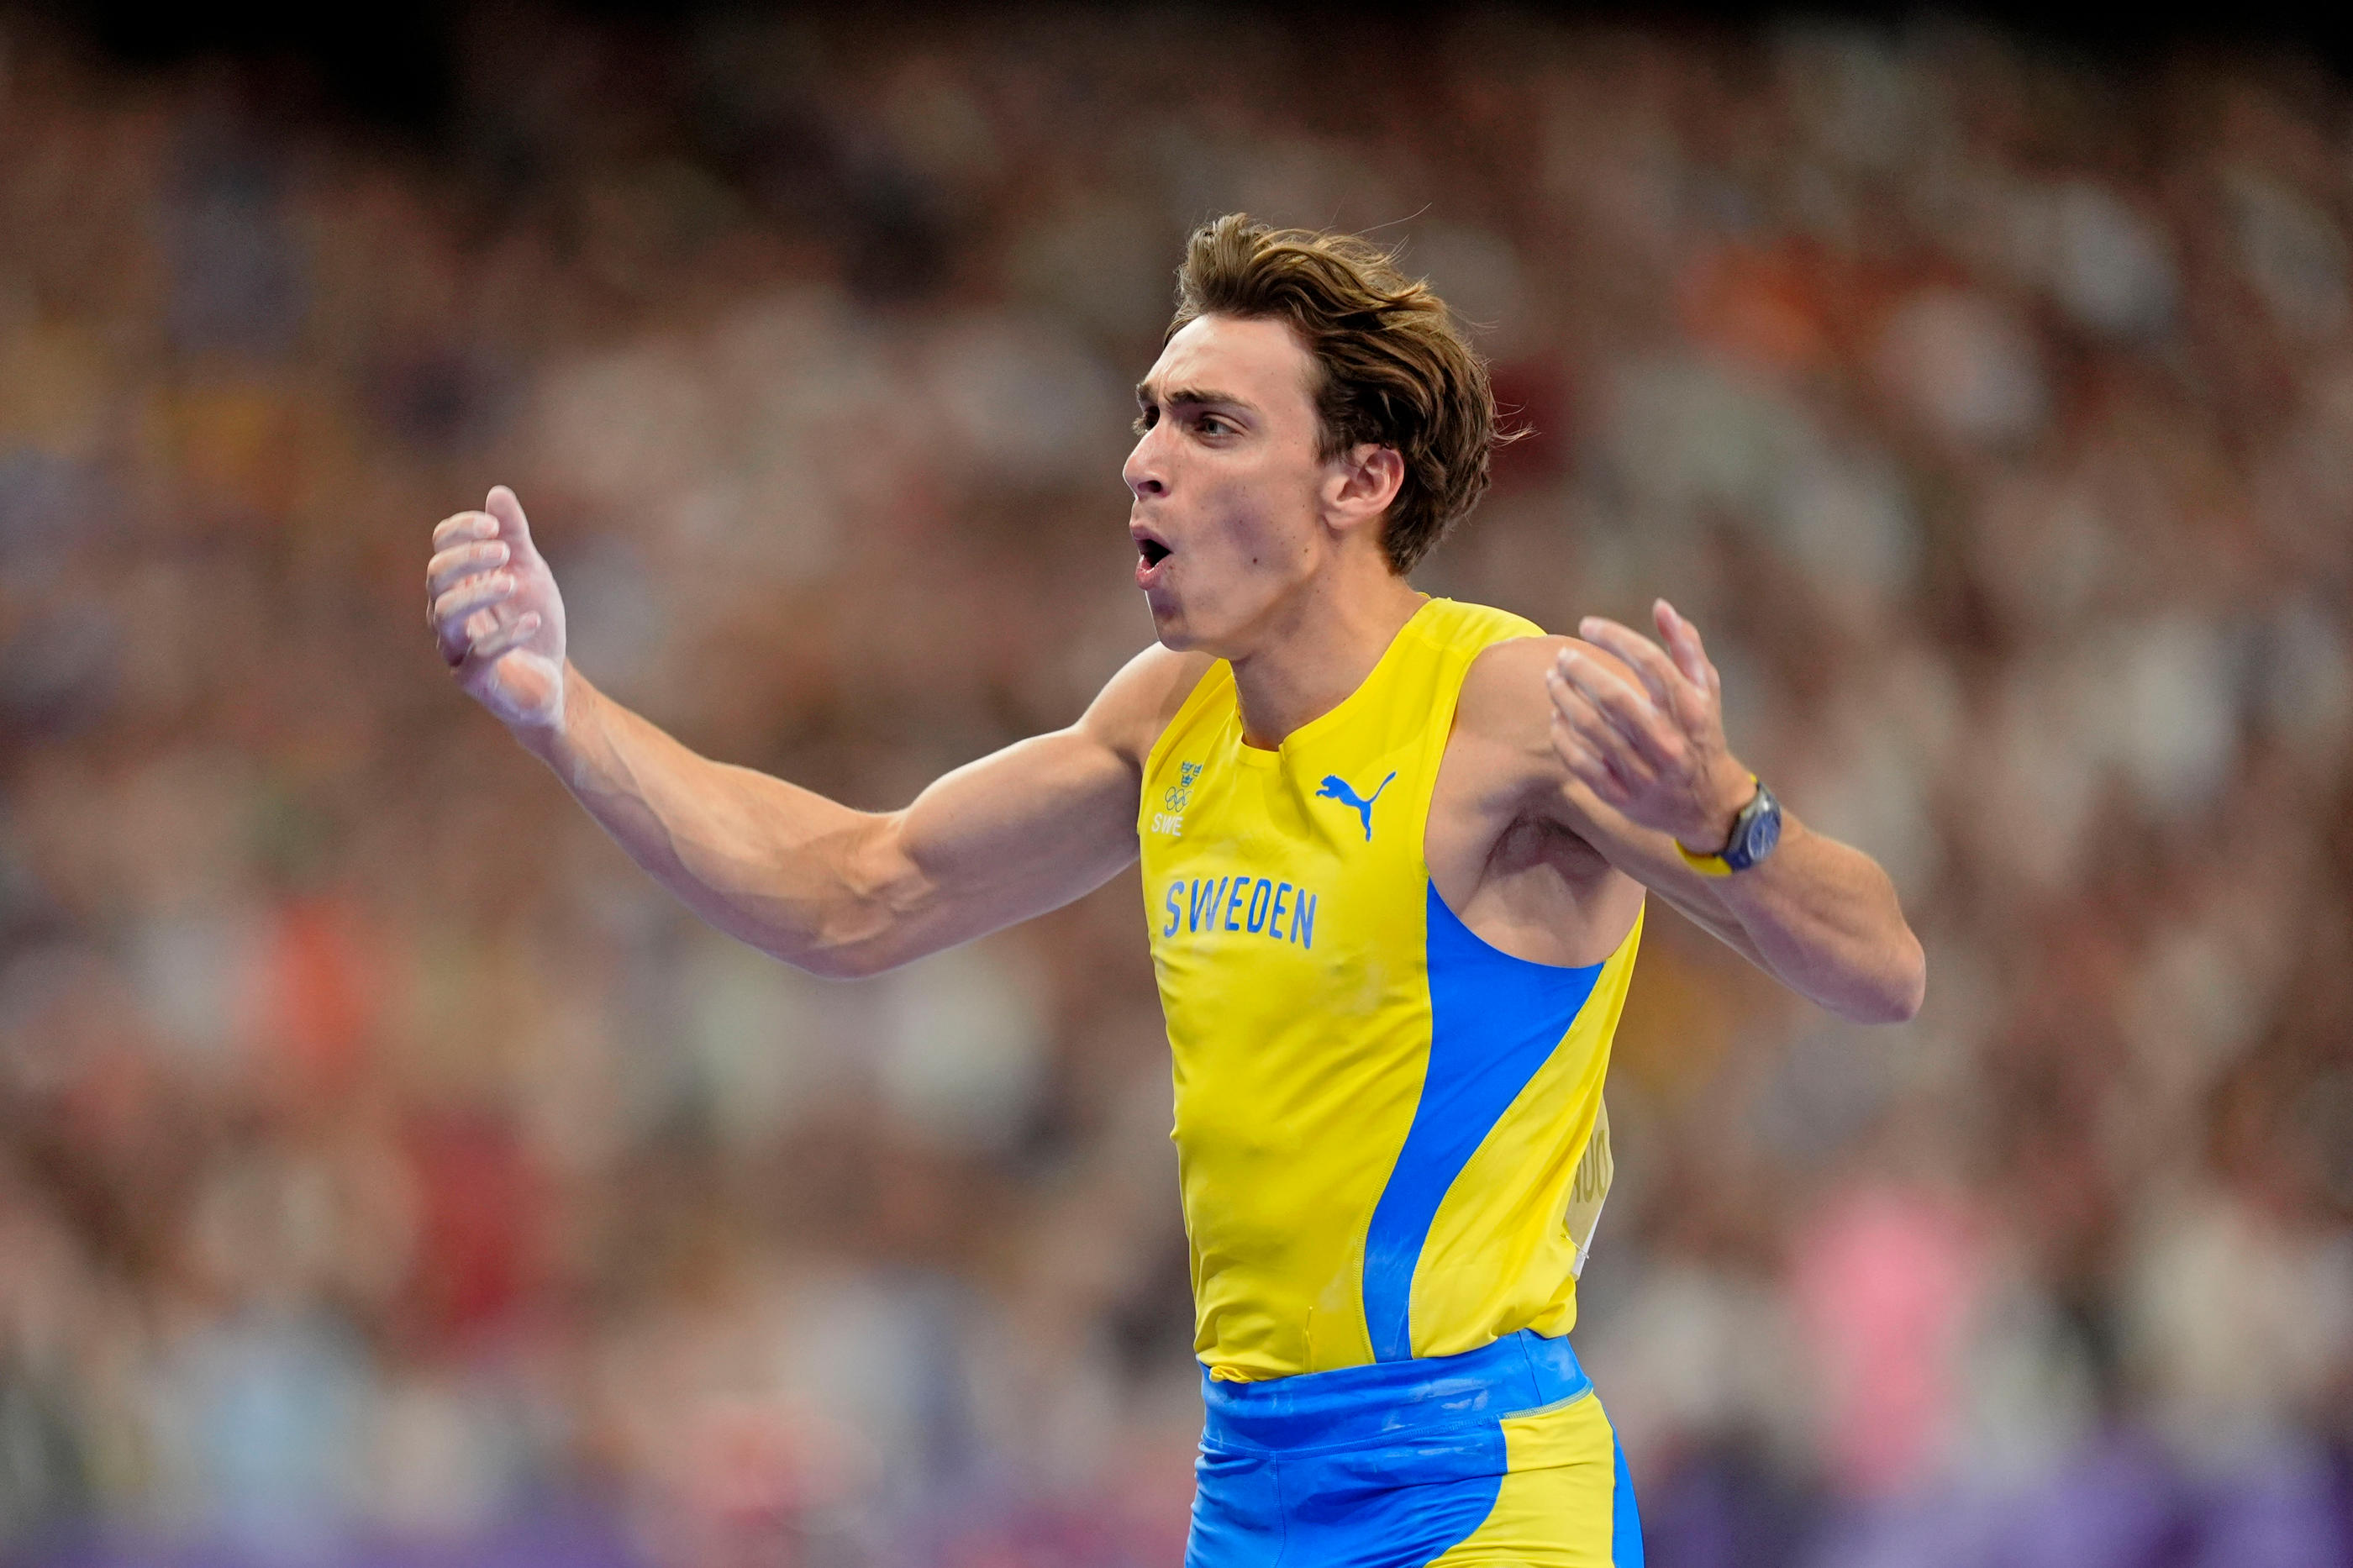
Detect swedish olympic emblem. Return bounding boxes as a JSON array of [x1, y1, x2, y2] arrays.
[[1154, 760, 1203, 837]]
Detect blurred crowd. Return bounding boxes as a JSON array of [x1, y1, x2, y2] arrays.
[[0, 8, 2349, 1566]]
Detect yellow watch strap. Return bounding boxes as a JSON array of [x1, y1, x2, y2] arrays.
[[1675, 774, 1758, 878], [1676, 840, 1735, 877]]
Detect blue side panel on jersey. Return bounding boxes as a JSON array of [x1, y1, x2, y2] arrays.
[[1360, 884, 1604, 1363], [1613, 1431, 1645, 1567]]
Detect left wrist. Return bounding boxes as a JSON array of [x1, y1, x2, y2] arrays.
[[1677, 775, 1784, 877], [1677, 762, 1758, 855]]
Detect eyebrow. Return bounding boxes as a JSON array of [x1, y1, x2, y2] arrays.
[[1135, 382, 1253, 412]]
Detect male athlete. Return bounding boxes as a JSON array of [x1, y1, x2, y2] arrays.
[[426, 216, 1924, 1565]]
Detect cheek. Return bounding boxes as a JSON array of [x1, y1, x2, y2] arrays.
[[1179, 449, 1319, 569], [1203, 497, 1282, 566], [1214, 476, 1314, 562]]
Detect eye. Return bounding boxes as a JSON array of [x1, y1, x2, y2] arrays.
[[1131, 406, 1158, 436], [1197, 413, 1234, 436]]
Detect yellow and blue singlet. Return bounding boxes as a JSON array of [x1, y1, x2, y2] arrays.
[[1140, 597, 1645, 1567]]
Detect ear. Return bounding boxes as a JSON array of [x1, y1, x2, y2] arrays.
[[1323, 443, 1406, 543]]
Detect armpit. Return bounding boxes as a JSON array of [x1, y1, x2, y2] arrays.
[[1485, 812, 1614, 885]]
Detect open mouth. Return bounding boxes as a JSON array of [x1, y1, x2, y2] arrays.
[[1139, 538, 1171, 567]]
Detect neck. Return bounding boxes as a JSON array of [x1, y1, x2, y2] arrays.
[[1226, 560, 1426, 749]]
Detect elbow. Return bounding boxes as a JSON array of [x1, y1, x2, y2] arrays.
[[782, 922, 908, 981], [1863, 981, 1925, 1028], [1896, 932, 1928, 1022], [1850, 934, 1926, 1025], [792, 942, 884, 981], [772, 819, 919, 981]]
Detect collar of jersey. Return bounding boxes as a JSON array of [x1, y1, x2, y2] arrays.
[[1229, 596, 1440, 769]]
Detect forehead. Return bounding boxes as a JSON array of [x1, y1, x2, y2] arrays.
[[1143, 314, 1318, 411]]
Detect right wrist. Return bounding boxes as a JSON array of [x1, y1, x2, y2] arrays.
[[513, 666, 587, 766]]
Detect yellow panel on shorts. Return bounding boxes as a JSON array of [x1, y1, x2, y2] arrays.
[[1427, 1393, 1621, 1567]]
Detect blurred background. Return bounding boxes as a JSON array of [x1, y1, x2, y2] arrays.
[[1, 4, 2350, 1565]]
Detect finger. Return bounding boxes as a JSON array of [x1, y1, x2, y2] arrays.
[[1548, 663, 1650, 760], [436, 600, 498, 666], [464, 611, 542, 666], [485, 487, 534, 555], [432, 572, 516, 634], [426, 540, 510, 599], [437, 607, 481, 666], [425, 567, 501, 652], [1556, 648, 1685, 774], [1551, 740, 1613, 813], [1545, 664, 1619, 737], [432, 511, 497, 551], [1653, 600, 1717, 696], [1632, 604, 1719, 735], [1550, 713, 1635, 804], [1576, 618, 1680, 710], [1548, 676, 1655, 789]]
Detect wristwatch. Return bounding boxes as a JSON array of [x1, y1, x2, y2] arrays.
[[1676, 777, 1782, 877]]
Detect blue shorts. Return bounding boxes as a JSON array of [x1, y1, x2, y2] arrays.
[[1186, 1330, 1642, 1568]]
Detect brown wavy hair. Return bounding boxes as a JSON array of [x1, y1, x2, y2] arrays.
[[1168, 213, 1510, 574]]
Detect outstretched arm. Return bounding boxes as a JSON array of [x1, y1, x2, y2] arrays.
[[428, 488, 1202, 978], [1540, 602, 1926, 1024]]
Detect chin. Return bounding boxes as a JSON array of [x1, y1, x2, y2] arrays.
[[1149, 608, 1201, 653], [1143, 585, 1189, 639], [1147, 582, 1271, 659]]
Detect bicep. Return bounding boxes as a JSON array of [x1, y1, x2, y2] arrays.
[[846, 645, 1204, 966], [887, 723, 1145, 936]]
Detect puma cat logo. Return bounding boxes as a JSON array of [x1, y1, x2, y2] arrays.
[[1315, 771, 1397, 842]]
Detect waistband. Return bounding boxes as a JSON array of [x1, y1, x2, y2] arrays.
[[1199, 1329, 1592, 1454]]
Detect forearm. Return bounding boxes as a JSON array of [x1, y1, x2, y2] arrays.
[[1567, 798, 1926, 1024], [430, 493, 1156, 978], [1702, 816, 1925, 1023], [1540, 610, 1925, 1025], [517, 668, 903, 976]]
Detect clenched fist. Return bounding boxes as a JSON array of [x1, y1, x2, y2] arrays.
[[426, 486, 568, 732]]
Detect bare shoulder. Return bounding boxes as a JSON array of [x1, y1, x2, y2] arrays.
[[1458, 635, 1573, 759], [1460, 634, 1645, 757], [1440, 635, 1577, 833], [1077, 643, 1217, 769], [1431, 633, 1641, 961], [1452, 632, 1646, 826]]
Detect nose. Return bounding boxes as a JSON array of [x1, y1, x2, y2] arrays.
[[1123, 428, 1167, 501]]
